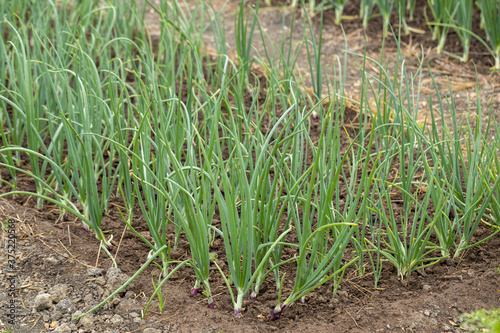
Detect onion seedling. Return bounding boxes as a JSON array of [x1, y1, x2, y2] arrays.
[[479, 0, 500, 69], [360, 0, 376, 29], [454, 0, 473, 62], [376, 0, 395, 37], [321, 0, 350, 25], [406, 0, 418, 20], [303, 8, 324, 104], [2, 20, 45, 208], [235, 0, 260, 91], [0, 146, 116, 264], [207, 84, 299, 315], [425, 0, 456, 53], [397, 0, 410, 35], [270, 100, 363, 320]]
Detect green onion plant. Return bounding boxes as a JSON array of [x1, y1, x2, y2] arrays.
[[454, 0, 473, 62], [360, 0, 376, 29], [270, 102, 361, 320], [426, 0, 456, 53], [479, 0, 500, 69], [377, 0, 395, 37]]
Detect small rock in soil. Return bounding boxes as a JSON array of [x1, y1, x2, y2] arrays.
[[111, 296, 122, 306], [79, 315, 94, 329], [422, 284, 431, 291], [45, 256, 59, 265], [84, 293, 94, 305], [143, 328, 162, 333], [50, 284, 70, 303], [337, 290, 348, 300], [53, 323, 71, 333], [408, 321, 423, 329], [34, 293, 52, 311], [115, 298, 142, 316], [111, 314, 124, 325], [87, 267, 104, 277], [51, 310, 63, 321], [56, 298, 76, 314], [106, 267, 123, 279], [96, 286, 105, 297], [107, 273, 133, 293], [96, 276, 106, 285]]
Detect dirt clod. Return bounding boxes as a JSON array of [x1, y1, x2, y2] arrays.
[[34, 294, 52, 311]]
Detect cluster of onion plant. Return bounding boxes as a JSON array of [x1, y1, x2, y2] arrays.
[[429, 81, 500, 258], [425, 0, 500, 68], [206, 63, 297, 315], [486, 124, 500, 226], [479, 0, 500, 69], [453, 0, 473, 62], [0, 0, 140, 258], [425, 0, 455, 53], [348, 47, 434, 278], [347, 29, 500, 280], [270, 99, 364, 320], [2, 19, 46, 208], [264, 0, 500, 68]]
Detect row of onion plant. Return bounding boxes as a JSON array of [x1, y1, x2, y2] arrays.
[[1, 0, 500, 323], [259, 0, 500, 69]]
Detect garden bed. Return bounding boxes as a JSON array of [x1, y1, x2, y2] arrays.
[[1, 1, 500, 333]]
